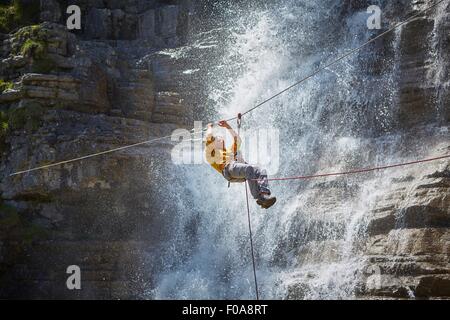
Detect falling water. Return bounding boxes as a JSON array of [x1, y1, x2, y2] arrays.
[[149, 0, 446, 299]]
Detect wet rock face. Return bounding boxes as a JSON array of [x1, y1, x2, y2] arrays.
[[362, 160, 450, 298], [280, 142, 450, 300], [272, 0, 450, 300], [37, 0, 193, 45], [391, 2, 450, 129], [354, 1, 450, 299], [325, 0, 450, 136], [0, 0, 198, 299], [0, 0, 449, 299], [40, 0, 62, 23]]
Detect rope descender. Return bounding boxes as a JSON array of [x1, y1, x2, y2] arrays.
[[235, 113, 242, 161], [228, 113, 243, 188], [237, 113, 242, 129]]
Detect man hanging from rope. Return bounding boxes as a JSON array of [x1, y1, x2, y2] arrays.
[[205, 120, 277, 209]]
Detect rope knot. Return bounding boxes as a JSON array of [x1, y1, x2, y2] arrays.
[[237, 113, 242, 128]]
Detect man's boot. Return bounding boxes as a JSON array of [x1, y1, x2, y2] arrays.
[[257, 194, 277, 209]]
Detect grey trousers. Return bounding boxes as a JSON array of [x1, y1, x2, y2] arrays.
[[222, 161, 271, 200]]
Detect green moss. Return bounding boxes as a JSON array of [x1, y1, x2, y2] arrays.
[[14, 25, 56, 73], [21, 38, 46, 58], [0, 0, 21, 33], [17, 26, 47, 60], [0, 79, 14, 93], [14, 24, 43, 39], [0, 110, 9, 153], [14, 25, 48, 53], [0, 0, 40, 34], [1, 119, 8, 132]]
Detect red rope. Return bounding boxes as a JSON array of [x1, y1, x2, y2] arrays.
[[255, 154, 450, 182]]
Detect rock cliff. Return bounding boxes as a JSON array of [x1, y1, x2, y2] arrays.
[[0, 0, 205, 299], [0, 0, 449, 299], [269, 0, 450, 299]]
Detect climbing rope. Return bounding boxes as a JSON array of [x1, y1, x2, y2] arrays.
[[8, 127, 207, 177], [223, 0, 448, 122], [252, 154, 450, 182], [7, 0, 447, 177], [235, 113, 242, 160], [236, 114, 259, 299], [3, 1, 449, 303]]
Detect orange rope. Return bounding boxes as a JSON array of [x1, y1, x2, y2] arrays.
[[254, 154, 450, 182]]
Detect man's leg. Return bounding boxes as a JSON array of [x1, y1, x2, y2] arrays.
[[224, 162, 271, 200]]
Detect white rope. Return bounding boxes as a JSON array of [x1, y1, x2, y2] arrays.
[[8, 0, 447, 177], [9, 128, 207, 176]]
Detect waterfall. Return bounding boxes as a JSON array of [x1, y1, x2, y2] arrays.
[[149, 0, 447, 299]]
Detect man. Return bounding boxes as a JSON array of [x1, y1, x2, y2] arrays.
[[205, 120, 277, 209]]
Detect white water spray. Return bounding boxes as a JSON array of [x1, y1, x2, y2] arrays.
[[150, 0, 447, 299]]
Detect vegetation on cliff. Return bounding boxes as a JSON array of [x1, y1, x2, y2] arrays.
[[0, 80, 13, 93], [0, 110, 9, 153], [13, 25, 56, 73], [0, 0, 40, 34]]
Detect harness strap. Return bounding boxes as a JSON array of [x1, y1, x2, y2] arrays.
[[228, 113, 242, 188], [235, 113, 242, 161]]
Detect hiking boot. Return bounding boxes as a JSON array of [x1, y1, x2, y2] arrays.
[[257, 195, 277, 209]]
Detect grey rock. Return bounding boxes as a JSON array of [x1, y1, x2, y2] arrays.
[[415, 275, 450, 297], [155, 5, 180, 45], [40, 0, 62, 23], [1, 0, 449, 301], [138, 10, 156, 40], [0, 89, 22, 103], [85, 8, 113, 40]]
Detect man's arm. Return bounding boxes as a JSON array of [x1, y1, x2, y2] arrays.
[[218, 120, 241, 150], [206, 123, 214, 143]]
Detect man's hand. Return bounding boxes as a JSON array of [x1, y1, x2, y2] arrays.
[[218, 120, 231, 128]]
